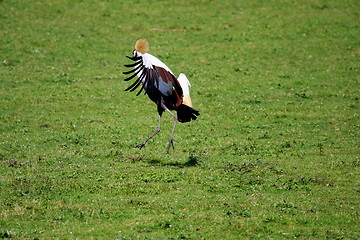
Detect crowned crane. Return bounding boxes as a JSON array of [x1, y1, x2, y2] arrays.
[[123, 39, 200, 153]]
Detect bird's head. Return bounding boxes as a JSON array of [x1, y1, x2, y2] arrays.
[[134, 38, 149, 54]]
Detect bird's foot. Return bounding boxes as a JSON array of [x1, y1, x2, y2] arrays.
[[166, 138, 175, 153], [134, 142, 146, 149]]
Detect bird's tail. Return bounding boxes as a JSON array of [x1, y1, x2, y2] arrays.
[[177, 104, 200, 123], [178, 73, 193, 107], [177, 73, 199, 122]]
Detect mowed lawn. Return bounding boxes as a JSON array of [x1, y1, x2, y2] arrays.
[[1, 0, 359, 239]]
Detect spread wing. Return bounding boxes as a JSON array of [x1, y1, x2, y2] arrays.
[[123, 54, 148, 96], [123, 52, 183, 106]]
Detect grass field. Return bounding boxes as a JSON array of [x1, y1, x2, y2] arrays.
[[1, 0, 359, 239]]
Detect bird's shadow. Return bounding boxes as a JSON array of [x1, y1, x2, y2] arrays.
[[147, 155, 201, 168]]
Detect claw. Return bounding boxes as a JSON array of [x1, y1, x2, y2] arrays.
[[134, 142, 146, 149], [166, 138, 175, 153]]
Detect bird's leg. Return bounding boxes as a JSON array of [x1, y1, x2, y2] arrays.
[[167, 116, 177, 153], [134, 115, 161, 149], [161, 104, 178, 153]]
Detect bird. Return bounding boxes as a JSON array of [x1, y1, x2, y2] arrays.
[[123, 39, 200, 153]]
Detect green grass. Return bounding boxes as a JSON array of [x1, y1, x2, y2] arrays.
[[1, 0, 359, 239]]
